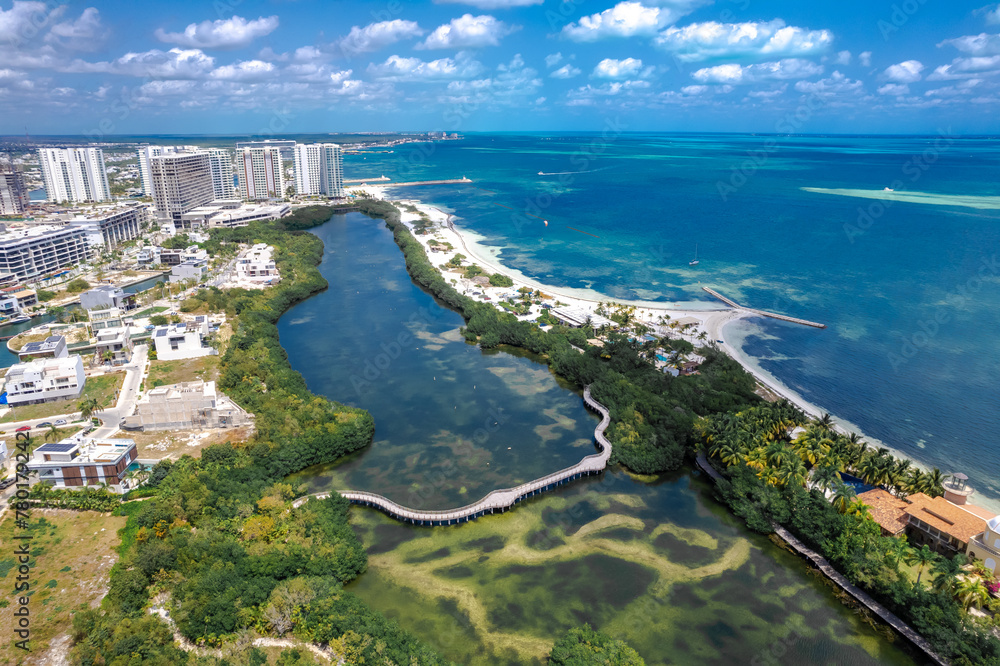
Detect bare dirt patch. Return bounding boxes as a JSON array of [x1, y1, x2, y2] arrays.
[[129, 425, 254, 460]]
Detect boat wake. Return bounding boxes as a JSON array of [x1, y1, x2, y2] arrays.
[[537, 167, 610, 176]]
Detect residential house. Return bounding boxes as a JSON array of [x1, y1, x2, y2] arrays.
[[27, 434, 138, 493], [967, 516, 1000, 575], [234, 243, 279, 283], [3, 355, 85, 405], [80, 285, 136, 312], [151, 318, 213, 361], [17, 334, 68, 361]]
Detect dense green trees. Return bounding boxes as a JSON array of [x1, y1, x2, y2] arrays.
[[549, 625, 645, 665]]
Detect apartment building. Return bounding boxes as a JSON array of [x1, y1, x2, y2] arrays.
[[67, 203, 147, 251], [207, 148, 236, 199], [38, 147, 111, 203], [136, 145, 199, 195], [3, 355, 85, 405], [0, 169, 29, 215], [149, 151, 215, 227], [0, 225, 91, 280], [293, 143, 344, 198], [237, 146, 284, 201]]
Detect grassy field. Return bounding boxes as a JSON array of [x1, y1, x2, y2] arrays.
[[132, 306, 168, 319], [0, 372, 125, 423], [0, 509, 128, 665], [146, 355, 219, 388]]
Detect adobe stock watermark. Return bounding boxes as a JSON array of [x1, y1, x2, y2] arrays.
[[878, 0, 929, 41], [349, 306, 447, 396], [843, 127, 956, 243], [888, 254, 999, 371]]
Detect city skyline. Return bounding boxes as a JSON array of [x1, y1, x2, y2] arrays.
[[0, 0, 998, 135]]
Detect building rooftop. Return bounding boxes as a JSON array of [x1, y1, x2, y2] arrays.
[[904, 494, 995, 544], [20, 335, 65, 355], [857, 489, 910, 535], [32, 435, 135, 465]]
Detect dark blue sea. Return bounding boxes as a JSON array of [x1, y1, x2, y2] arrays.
[[348, 133, 1000, 509]]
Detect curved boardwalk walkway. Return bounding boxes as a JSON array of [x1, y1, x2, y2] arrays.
[[695, 454, 949, 666], [293, 386, 612, 526]]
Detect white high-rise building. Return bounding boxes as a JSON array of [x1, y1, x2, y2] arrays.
[[38, 147, 111, 203], [149, 151, 214, 227], [294, 143, 344, 198], [206, 148, 236, 199], [136, 145, 199, 196], [238, 147, 284, 201]]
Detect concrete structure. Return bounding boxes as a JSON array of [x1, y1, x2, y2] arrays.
[[151, 319, 213, 361], [67, 203, 146, 251], [168, 246, 209, 283], [137, 145, 199, 196], [177, 200, 289, 229], [206, 148, 236, 199], [87, 306, 126, 334], [967, 516, 1000, 575], [3, 355, 85, 405], [149, 150, 215, 228], [234, 243, 278, 283], [122, 380, 251, 431], [0, 169, 29, 215], [238, 146, 284, 201], [294, 143, 344, 198], [27, 434, 138, 493], [80, 285, 136, 312], [0, 225, 91, 280], [7, 287, 36, 309], [235, 139, 296, 159], [17, 335, 68, 361], [136, 246, 160, 266], [38, 147, 111, 203]]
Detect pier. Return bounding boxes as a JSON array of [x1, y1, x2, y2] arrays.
[[702, 287, 827, 329], [292, 386, 613, 525], [344, 176, 390, 183], [348, 177, 473, 188]]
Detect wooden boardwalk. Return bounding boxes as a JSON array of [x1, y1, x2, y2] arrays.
[[702, 287, 827, 329], [292, 386, 612, 525], [695, 454, 949, 665]]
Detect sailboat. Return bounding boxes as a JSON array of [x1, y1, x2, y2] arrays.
[[689, 244, 699, 266]]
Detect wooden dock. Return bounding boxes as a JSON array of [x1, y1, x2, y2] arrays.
[[702, 287, 826, 329], [292, 386, 613, 525]]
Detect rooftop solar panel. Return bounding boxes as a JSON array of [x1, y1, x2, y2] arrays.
[[35, 442, 77, 453], [156, 329, 168, 337]]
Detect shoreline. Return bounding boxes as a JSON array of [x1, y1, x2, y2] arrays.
[[353, 187, 1000, 511]]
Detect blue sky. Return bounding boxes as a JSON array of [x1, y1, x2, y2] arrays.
[[1, 0, 999, 135]]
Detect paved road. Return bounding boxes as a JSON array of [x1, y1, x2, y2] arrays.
[[92, 343, 148, 439]]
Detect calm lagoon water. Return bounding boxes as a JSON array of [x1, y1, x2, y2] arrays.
[[281, 214, 922, 665], [344, 133, 1000, 509]]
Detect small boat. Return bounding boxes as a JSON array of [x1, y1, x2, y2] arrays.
[[689, 244, 699, 266], [538, 171, 545, 175], [883, 187, 894, 192], [3, 315, 31, 325]]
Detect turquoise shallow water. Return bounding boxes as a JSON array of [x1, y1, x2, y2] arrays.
[[346, 133, 1000, 509]]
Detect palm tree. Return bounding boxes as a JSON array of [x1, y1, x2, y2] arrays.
[[832, 483, 857, 514], [765, 440, 791, 467], [904, 545, 938, 585], [776, 458, 808, 488], [956, 578, 991, 611], [78, 397, 101, 421], [812, 465, 841, 493], [44, 424, 62, 443], [816, 413, 834, 431], [845, 498, 871, 519], [930, 553, 966, 595], [717, 444, 742, 468], [924, 469, 948, 496]]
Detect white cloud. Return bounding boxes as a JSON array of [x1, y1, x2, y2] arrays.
[[928, 55, 1000, 79], [154, 15, 279, 50], [434, 0, 543, 7], [592, 57, 651, 80], [680, 84, 708, 94], [692, 58, 823, 84], [45, 7, 107, 51], [877, 83, 910, 95], [977, 4, 1000, 25], [337, 20, 424, 56], [367, 53, 484, 81], [882, 60, 924, 83], [0, 1, 58, 47], [545, 52, 563, 67], [747, 84, 787, 98], [831, 50, 851, 65], [793, 71, 863, 94], [654, 19, 834, 62], [938, 32, 1000, 56], [209, 59, 276, 81], [66, 48, 216, 79], [562, 2, 674, 42], [925, 79, 983, 96], [859, 51, 872, 67], [565, 79, 652, 106], [550, 64, 581, 79], [441, 54, 541, 106], [417, 14, 517, 49]]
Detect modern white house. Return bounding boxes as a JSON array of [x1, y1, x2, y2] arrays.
[[152, 318, 213, 361], [80, 285, 136, 312], [168, 246, 209, 283], [3, 355, 85, 405], [17, 334, 68, 361], [27, 433, 138, 493], [38, 147, 111, 203], [122, 380, 252, 431], [234, 243, 279, 283]]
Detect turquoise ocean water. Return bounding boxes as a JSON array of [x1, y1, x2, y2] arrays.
[[348, 133, 1000, 508]]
